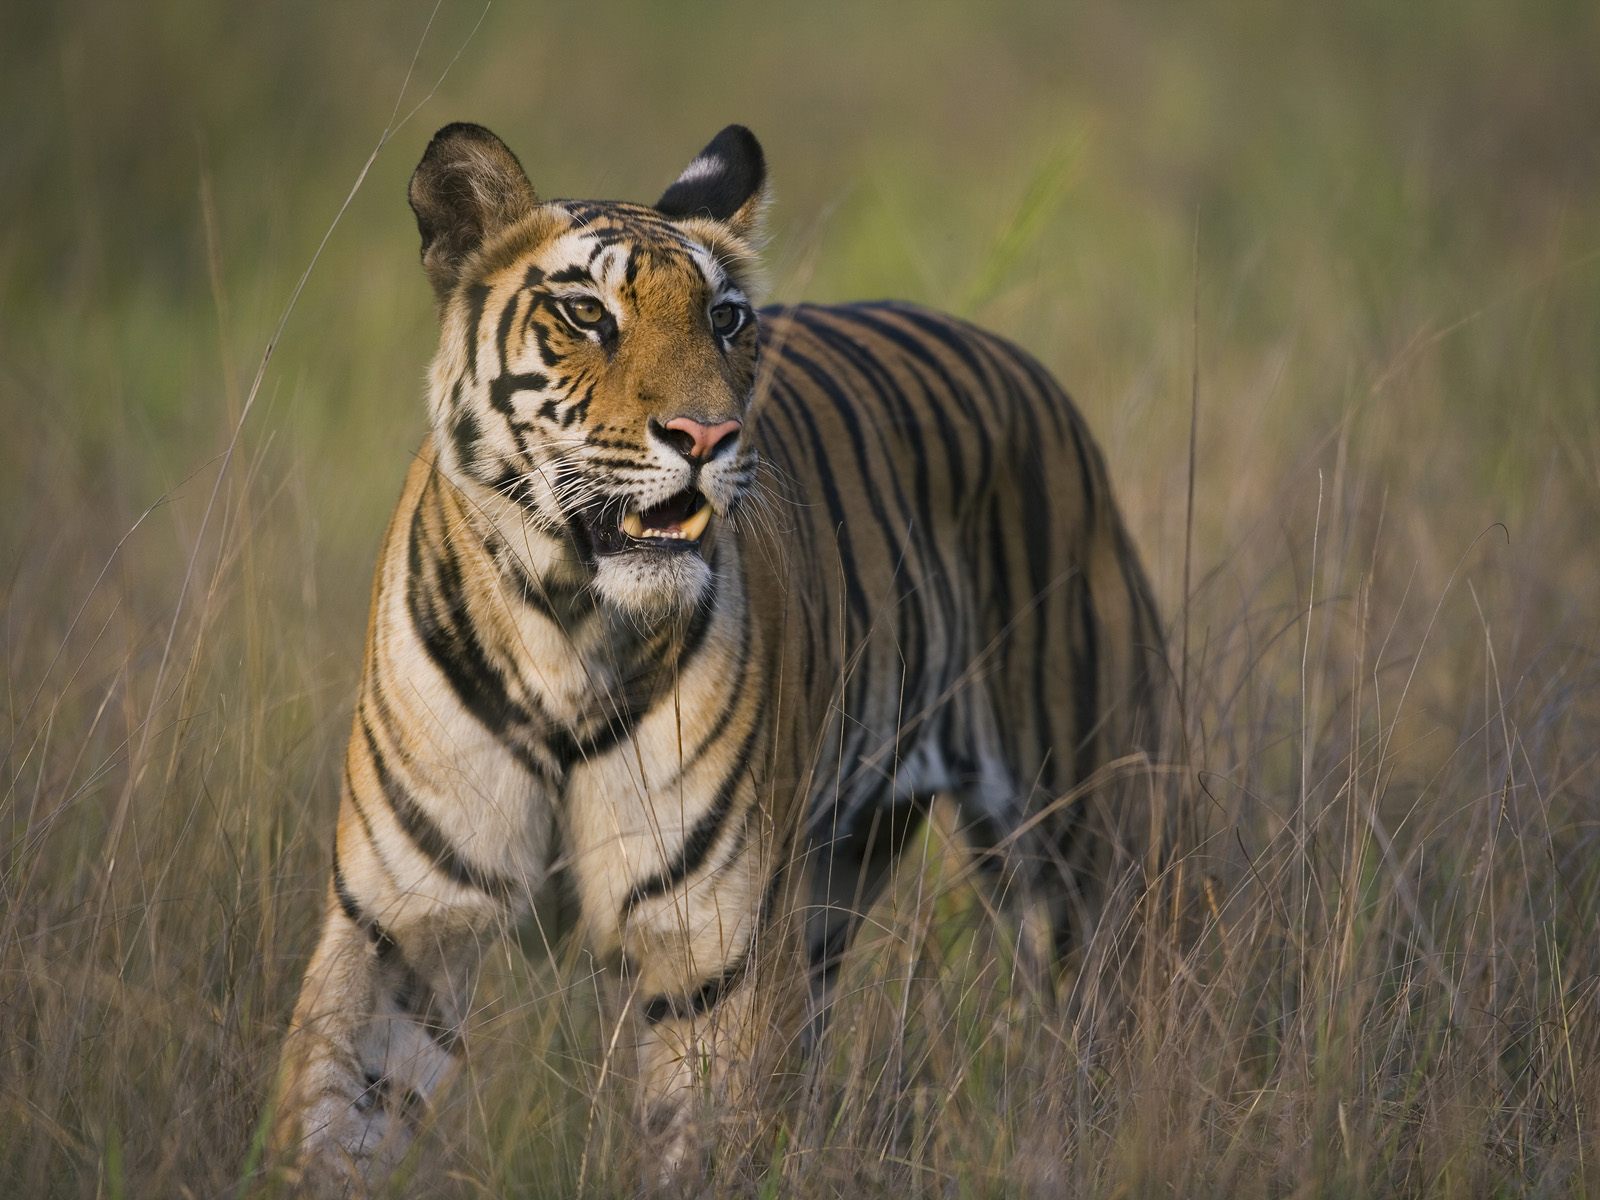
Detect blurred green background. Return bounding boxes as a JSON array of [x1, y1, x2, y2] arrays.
[[3, 1, 1599, 1195], [5, 0, 1598, 635]]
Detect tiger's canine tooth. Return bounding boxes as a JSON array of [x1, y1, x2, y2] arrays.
[[620, 511, 645, 538], [680, 503, 712, 541]]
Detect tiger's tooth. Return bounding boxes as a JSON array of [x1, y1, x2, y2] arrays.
[[680, 504, 712, 541], [620, 511, 645, 539]]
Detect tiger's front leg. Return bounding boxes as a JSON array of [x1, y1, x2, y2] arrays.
[[569, 763, 776, 1192], [272, 882, 472, 1194], [271, 828, 524, 1196], [631, 947, 766, 1192], [270, 711, 549, 1196]]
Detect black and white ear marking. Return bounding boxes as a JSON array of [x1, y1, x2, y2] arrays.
[[655, 125, 768, 240], [408, 123, 537, 300]]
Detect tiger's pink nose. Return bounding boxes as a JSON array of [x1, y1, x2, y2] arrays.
[[660, 416, 742, 462]]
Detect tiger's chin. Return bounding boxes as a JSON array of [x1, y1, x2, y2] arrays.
[[591, 549, 713, 619], [578, 486, 719, 619]]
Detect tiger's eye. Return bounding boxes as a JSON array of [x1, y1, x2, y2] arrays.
[[710, 303, 742, 336], [564, 296, 607, 327]]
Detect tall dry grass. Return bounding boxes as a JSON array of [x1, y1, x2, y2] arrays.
[[3, 2, 1599, 1196]]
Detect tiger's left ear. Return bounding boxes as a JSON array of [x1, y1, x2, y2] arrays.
[[655, 125, 768, 242]]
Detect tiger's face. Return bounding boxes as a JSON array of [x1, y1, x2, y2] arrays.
[[409, 124, 769, 617]]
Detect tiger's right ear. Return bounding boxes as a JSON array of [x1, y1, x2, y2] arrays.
[[408, 123, 537, 299]]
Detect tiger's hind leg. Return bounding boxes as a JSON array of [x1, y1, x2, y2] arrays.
[[944, 747, 1066, 1008], [801, 793, 933, 1054]]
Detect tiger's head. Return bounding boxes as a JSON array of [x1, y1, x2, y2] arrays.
[[408, 122, 769, 618]]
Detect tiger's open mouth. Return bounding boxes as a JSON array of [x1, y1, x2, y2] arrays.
[[584, 488, 712, 556]]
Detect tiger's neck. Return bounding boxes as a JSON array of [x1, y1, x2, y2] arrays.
[[421, 439, 733, 732], [432, 440, 591, 589]]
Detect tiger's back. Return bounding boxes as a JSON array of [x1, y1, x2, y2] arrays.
[[748, 301, 1164, 979]]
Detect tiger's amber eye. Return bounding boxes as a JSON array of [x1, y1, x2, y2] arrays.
[[564, 296, 607, 327], [710, 303, 743, 335]]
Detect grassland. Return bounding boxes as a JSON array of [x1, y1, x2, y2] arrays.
[[3, 1, 1599, 1195]]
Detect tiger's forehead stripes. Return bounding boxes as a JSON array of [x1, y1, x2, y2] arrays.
[[472, 207, 741, 349], [541, 203, 736, 295]]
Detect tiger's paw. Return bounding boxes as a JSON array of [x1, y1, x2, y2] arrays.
[[281, 1085, 416, 1199], [639, 1101, 715, 1198]]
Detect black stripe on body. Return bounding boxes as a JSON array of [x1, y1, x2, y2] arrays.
[[411, 467, 723, 789], [1072, 573, 1102, 771], [405, 480, 555, 779], [803, 308, 989, 786], [635, 818, 789, 1029], [358, 717, 518, 900], [671, 601, 753, 781], [769, 379, 872, 632], [892, 301, 1069, 446], [779, 325, 934, 684], [884, 303, 1094, 784], [879, 308, 1061, 740], [825, 305, 979, 496], [494, 537, 595, 631], [869, 304, 1001, 493], [641, 950, 750, 1024], [334, 856, 399, 958], [623, 697, 766, 914], [550, 576, 721, 773], [331, 856, 460, 1052], [776, 309, 998, 814]]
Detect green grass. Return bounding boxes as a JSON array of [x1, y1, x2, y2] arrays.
[[3, 1, 1599, 1195]]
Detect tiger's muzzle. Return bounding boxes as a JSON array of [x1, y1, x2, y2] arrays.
[[579, 487, 715, 558]]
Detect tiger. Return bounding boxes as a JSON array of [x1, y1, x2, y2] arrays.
[[270, 120, 1166, 1196]]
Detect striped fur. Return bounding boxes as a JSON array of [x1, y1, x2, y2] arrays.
[[271, 124, 1165, 1196]]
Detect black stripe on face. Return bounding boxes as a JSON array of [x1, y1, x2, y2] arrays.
[[564, 382, 594, 427], [581, 454, 652, 474], [622, 697, 765, 915], [641, 951, 750, 1025], [494, 287, 521, 372], [450, 405, 482, 471], [546, 264, 596, 285], [461, 284, 491, 382], [488, 371, 551, 415]]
